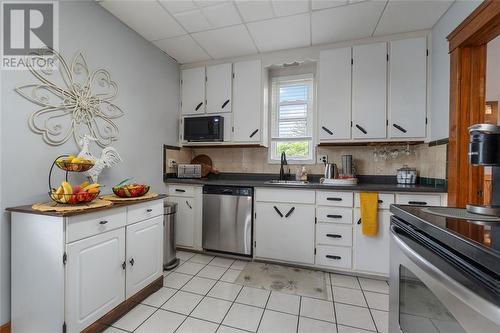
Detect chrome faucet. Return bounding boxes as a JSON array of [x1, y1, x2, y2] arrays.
[[279, 151, 289, 181]]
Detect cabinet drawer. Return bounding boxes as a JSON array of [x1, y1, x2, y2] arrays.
[[66, 208, 126, 243], [354, 193, 394, 210], [316, 224, 352, 247], [127, 200, 163, 225], [256, 188, 315, 204], [167, 185, 195, 197], [316, 207, 353, 224], [316, 191, 353, 207], [316, 245, 352, 269], [396, 194, 441, 206]]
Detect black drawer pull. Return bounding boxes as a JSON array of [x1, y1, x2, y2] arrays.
[[378, 200, 383, 204], [357, 219, 362, 225], [221, 99, 230, 109], [408, 201, 427, 205], [327, 197, 342, 201], [129, 258, 134, 266], [186, 201, 192, 209], [249, 129, 259, 138], [355, 124, 367, 134], [285, 207, 295, 218], [326, 234, 342, 238], [195, 102, 203, 111], [99, 220, 108, 225], [321, 126, 333, 135], [393, 123, 407, 133], [122, 261, 126, 270], [146, 208, 153, 212], [175, 189, 186, 193], [273, 206, 283, 218], [326, 255, 341, 260], [327, 214, 342, 219]]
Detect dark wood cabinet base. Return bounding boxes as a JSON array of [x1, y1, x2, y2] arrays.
[[82, 276, 163, 333]]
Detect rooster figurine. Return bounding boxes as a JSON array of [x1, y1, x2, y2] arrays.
[[77, 135, 122, 183]]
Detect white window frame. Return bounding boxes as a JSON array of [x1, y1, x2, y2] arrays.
[[268, 73, 315, 164]]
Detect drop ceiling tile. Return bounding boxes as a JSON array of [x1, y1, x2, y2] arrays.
[[311, 0, 348, 10], [194, 0, 226, 7], [153, 35, 211, 63], [247, 14, 311, 52], [203, 2, 242, 28], [192, 25, 258, 59], [311, 1, 386, 44], [174, 9, 212, 33], [235, 0, 275, 22], [374, 0, 453, 36], [272, 0, 310, 17], [99, 0, 185, 41], [159, 0, 198, 14]]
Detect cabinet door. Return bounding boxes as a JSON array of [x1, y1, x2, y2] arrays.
[[206, 63, 232, 114], [318, 47, 352, 141], [255, 202, 315, 264], [352, 43, 387, 139], [126, 216, 163, 298], [66, 228, 125, 333], [389, 37, 427, 138], [233, 60, 262, 143], [168, 196, 195, 248], [353, 209, 390, 275], [181, 67, 206, 115]]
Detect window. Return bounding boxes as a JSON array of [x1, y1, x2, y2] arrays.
[[270, 74, 314, 163]]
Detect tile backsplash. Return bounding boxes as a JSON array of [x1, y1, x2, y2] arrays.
[[165, 143, 447, 180]]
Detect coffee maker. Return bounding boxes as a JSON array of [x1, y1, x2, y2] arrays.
[[467, 124, 500, 216]]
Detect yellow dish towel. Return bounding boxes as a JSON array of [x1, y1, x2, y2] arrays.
[[360, 192, 378, 237]]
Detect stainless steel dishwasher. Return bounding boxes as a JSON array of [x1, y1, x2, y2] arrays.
[[202, 185, 253, 256]]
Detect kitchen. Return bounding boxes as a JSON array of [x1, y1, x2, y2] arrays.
[[1, 1, 499, 333]]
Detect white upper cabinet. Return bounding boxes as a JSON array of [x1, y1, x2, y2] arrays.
[[233, 60, 262, 143], [181, 67, 206, 115], [206, 63, 233, 114], [389, 37, 427, 139], [318, 47, 352, 141], [352, 42, 387, 139]]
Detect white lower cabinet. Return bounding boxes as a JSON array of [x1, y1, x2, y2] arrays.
[[66, 228, 126, 333], [316, 245, 352, 269], [255, 202, 315, 265]]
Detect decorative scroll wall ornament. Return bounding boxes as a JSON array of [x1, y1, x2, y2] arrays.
[[15, 49, 124, 147], [77, 135, 122, 183]]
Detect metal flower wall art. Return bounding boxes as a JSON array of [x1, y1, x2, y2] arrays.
[[15, 49, 124, 147]]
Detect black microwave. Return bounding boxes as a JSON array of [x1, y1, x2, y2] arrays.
[[184, 116, 224, 142]]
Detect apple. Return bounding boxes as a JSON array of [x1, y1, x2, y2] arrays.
[[72, 185, 82, 193]]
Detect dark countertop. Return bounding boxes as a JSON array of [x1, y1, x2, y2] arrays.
[[6, 194, 167, 217], [164, 174, 447, 193]]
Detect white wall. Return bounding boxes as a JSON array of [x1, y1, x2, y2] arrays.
[[0, 1, 179, 324], [486, 36, 500, 102], [429, 0, 482, 141]]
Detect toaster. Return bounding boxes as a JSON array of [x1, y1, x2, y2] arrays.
[[177, 164, 202, 178]]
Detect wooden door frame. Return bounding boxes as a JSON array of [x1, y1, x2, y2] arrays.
[[447, 0, 500, 207]]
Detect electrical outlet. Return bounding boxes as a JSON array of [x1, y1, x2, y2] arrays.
[[317, 154, 328, 164], [167, 159, 177, 168]]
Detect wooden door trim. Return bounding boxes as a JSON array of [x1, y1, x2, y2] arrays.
[[0, 322, 11, 333]]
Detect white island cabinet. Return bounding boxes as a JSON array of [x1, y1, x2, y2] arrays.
[[9, 197, 165, 333]]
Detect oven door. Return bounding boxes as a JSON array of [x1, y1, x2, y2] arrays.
[[389, 218, 500, 333]]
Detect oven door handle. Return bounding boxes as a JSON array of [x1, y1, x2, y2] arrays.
[[390, 225, 500, 324]]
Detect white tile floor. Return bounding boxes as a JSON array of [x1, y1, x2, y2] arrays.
[[106, 252, 390, 333]]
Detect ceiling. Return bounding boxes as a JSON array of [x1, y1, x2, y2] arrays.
[[99, 0, 454, 64]]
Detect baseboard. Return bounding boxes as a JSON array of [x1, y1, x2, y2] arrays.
[[0, 322, 11, 333]]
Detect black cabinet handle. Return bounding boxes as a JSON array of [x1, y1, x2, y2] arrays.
[[408, 201, 427, 205], [249, 129, 259, 138], [326, 234, 342, 238], [326, 255, 341, 260], [221, 99, 230, 109], [327, 197, 342, 201], [321, 126, 333, 135], [327, 214, 342, 219], [378, 200, 383, 204], [273, 206, 283, 218], [129, 258, 134, 266], [285, 207, 295, 218], [122, 261, 126, 270], [357, 219, 362, 225], [355, 124, 367, 134], [393, 123, 407, 133], [175, 189, 186, 193], [99, 220, 108, 225], [186, 201, 193, 209], [146, 208, 153, 212], [195, 102, 203, 111]]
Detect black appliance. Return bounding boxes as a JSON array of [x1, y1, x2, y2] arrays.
[[184, 116, 224, 142]]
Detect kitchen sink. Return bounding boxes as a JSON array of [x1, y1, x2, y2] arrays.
[[265, 180, 310, 185]]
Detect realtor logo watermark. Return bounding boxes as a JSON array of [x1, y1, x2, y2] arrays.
[[1, 1, 59, 70]]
